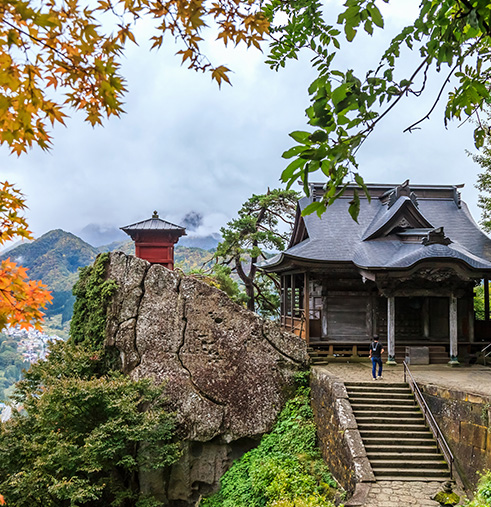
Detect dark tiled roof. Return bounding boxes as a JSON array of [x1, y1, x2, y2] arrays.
[[260, 182, 491, 272], [121, 211, 186, 234]]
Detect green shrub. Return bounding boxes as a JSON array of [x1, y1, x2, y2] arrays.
[[465, 471, 491, 506], [201, 380, 338, 507]]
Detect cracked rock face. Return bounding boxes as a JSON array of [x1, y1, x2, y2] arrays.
[[104, 252, 308, 503]]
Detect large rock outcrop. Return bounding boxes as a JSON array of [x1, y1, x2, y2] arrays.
[[104, 252, 308, 504]]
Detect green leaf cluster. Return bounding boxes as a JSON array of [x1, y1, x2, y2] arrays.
[[201, 376, 339, 507], [473, 129, 491, 233], [474, 283, 487, 321], [267, 0, 491, 219], [464, 470, 491, 506], [0, 334, 29, 401], [70, 252, 118, 349]]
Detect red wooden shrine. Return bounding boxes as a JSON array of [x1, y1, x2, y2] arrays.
[[121, 211, 186, 270]]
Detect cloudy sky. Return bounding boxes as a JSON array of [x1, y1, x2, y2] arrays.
[[2, 0, 486, 245]]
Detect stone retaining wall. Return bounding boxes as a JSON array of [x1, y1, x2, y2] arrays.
[[420, 383, 491, 488], [310, 368, 375, 495]]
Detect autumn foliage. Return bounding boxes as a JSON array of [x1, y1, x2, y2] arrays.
[[0, 0, 269, 154], [0, 182, 52, 331]]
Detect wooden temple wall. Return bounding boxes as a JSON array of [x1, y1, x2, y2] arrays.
[[280, 273, 476, 344]]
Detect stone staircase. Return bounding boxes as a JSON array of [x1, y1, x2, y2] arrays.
[[345, 381, 450, 481]]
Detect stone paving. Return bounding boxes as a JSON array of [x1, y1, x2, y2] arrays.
[[363, 481, 454, 507], [319, 362, 491, 399]]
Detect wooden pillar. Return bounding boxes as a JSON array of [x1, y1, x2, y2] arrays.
[[280, 276, 285, 328], [374, 295, 379, 336], [387, 296, 397, 364], [321, 281, 328, 339], [367, 294, 374, 337], [485, 278, 490, 322], [290, 274, 295, 331], [304, 272, 310, 344], [422, 297, 430, 338], [469, 296, 475, 343], [449, 294, 459, 364]]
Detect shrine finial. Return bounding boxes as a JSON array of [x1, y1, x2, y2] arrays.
[[152, 211, 159, 219]]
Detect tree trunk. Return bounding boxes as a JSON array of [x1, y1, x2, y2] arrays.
[[245, 281, 255, 312], [235, 256, 255, 312]]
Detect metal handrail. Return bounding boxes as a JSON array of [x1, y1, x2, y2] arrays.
[[481, 343, 491, 366], [403, 361, 456, 480]]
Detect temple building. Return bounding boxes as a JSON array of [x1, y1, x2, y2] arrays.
[[260, 181, 491, 364], [121, 211, 186, 270]]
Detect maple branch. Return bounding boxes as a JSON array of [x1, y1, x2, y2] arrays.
[[2, 18, 74, 68]]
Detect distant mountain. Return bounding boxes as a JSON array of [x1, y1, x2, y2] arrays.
[[2, 230, 98, 291], [1, 230, 99, 325], [3, 230, 214, 332]]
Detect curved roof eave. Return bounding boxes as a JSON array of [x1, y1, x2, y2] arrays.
[[353, 253, 491, 273]]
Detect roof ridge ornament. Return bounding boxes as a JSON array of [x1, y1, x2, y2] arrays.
[[386, 180, 419, 209], [422, 227, 452, 246], [152, 210, 159, 219]]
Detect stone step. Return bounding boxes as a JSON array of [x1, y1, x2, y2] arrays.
[[352, 410, 422, 418], [355, 416, 425, 424], [359, 430, 433, 439], [368, 452, 445, 461], [362, 436, 437, 446], [350, 403, 420, 412], [364, 442, 439, 451], [371, 459, 448, 470], [346, 388, 413, 396], [348, 392, 415, 400], [374, 476, 450, 482], [345, 382, 408, 387], [358, 422, 427, 431], [372, 468, 450, 479], [349, 397, 416, 405]]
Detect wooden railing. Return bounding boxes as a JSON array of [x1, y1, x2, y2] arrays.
[[283, 313, 306, 340], [403, 361, 458, 481]]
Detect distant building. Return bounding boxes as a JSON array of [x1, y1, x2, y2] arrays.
[[121, 211, 186, 270], [260, 181, 491, 364]]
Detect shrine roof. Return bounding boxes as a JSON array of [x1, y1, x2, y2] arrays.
[[121, 211, 186, 234], [260, 182, 491, 273]]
